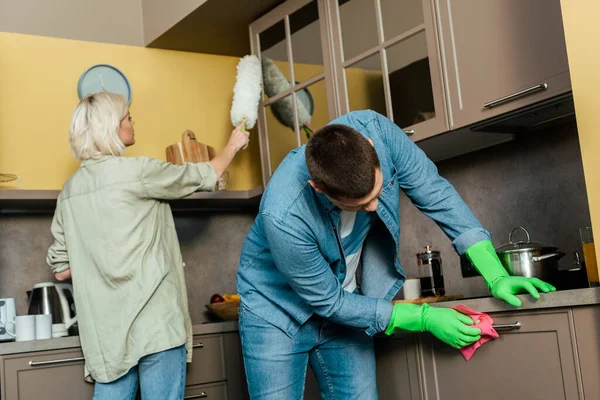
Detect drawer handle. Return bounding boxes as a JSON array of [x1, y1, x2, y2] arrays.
[[492, 322, 521, 331], [483, 84, 548, 109], [404, 129, 415, 136], [193, 342, 204, 348], [185, 392, 207, 399], [29, 357, 85, 367]]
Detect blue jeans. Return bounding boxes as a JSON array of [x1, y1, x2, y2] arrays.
[[239, 305, 377, 399], [93, 345, 187, 400]]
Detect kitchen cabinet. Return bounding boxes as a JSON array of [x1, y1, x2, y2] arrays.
[[573, 306, 600, 399], [250, 0, 572, 175], [0, 348, 93, 400], [0, 331, 250, 400], [375, 332, 422, 400], [331, 0, 449, 143], [185, 382, 228, 400], [420, 309, 582, 400], [435, 0, 571, 130], [186, 334, 227, 386]]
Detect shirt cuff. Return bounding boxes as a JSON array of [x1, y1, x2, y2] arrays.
[[366, 299, 394, 336], [196, 162, 218, 192], [452, 227, 492, 254]]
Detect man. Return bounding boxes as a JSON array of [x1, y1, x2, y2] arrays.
[[237, 110, 555, 399]]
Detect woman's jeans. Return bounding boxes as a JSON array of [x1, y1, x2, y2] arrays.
[[93, 345, 187, 400]]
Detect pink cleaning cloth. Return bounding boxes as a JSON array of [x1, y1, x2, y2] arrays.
[[453, 304, 499, 361]]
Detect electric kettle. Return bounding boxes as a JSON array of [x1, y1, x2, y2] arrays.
[[27, 283, 77, 329]]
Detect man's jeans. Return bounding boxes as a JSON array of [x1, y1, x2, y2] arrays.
[[240, 304, 378, 399]]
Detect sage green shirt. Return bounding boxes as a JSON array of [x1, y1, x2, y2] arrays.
[[46, 156, 217, 383]]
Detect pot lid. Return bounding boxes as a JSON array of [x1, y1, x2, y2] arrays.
[[495, 227, 558, 254]]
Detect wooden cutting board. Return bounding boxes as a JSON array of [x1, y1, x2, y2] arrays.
[[166, 130, 216, 165], [393, 294, 464, 305]]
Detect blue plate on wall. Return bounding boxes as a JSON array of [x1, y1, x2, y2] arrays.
[[77, 64, 132, 104]]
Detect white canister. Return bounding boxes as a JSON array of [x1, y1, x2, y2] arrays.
[[403, 278, 422, 300], [35, 314, 53, 340]]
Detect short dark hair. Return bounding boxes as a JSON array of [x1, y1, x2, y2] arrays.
[[305, 124, 380, 199]]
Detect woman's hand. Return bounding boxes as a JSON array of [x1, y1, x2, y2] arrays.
[[210, 122, 251, 179], [54, 269, 72, 281], [227, 121, 250, 151]]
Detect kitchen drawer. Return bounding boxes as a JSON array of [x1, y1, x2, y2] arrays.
[[186, 334, 226, 386], [0, 348, 93, 400], [185, 382, 228, 400]]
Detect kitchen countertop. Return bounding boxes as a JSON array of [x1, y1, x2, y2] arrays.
[[0, 321, 238, 357], [3, 288, 599, 356], [395, 287, 600, 313]]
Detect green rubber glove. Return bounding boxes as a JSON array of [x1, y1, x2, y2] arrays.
[[466, 240, 557, 307], [385, 303, 481, 349]]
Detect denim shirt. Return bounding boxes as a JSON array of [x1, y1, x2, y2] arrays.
[[237, 110, 490, 337]]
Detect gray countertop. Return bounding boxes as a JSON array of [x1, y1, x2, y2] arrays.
[[2, 288, 599, 357], [0, 321, 238, 357], [427, 287, 600, 313]]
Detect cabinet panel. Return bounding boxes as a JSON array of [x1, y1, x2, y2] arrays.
[[0, 348, 93, 400], [420, 309, 582, 400], [436, 0, 571, 129], [573, 306, 600, 400], [223, 332, 249, 400], [375, 333, 422, 400], [187, 334, 226, 387]]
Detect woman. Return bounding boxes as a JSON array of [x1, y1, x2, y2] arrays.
[[46, 92, 249, 399]]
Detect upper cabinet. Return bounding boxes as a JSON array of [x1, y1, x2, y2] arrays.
[[331, 0, 449, 142], [435, 0, 571, 130], [248, 0, 572, 183], [250, 0, 337, 184]]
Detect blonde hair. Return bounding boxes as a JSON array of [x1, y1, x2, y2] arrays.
[[70, 92, 129, 160]]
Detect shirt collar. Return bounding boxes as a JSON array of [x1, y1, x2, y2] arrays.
[[81, 155, 115, 167]]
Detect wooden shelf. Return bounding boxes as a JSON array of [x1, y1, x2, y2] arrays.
[[0, 187, 263, 212]]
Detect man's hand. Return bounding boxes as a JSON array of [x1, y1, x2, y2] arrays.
[[489, 276, 556, 307], [54, 269, 71, 281], [385, 303, 481, 349], [466, 240, 556, 307]]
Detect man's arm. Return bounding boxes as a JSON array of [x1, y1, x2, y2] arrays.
[[374, 112, 555, 305], [263, 213, 392, 334]]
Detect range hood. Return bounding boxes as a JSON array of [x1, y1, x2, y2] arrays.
[[471, 92, 575, 134], [417, 92, 575, 162]]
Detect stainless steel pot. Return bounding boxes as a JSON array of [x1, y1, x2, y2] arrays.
[[495, 227, 564, 282]]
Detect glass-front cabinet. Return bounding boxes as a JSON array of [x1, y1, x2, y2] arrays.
[[251, 0, 447, 184]]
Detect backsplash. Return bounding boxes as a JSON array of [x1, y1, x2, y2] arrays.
[[399, 120, 592, 299], [0, 211, 256, 323]]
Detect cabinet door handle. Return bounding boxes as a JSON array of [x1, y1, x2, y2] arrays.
[[192, 342, 204, 348], [404, 129, 415, 136], [483, 84, 548, 109], [492, 322, 521, 331], [185, 392, 207, 399], [29, 356, 85, 367]]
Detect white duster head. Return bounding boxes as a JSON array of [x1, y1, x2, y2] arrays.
[[230, 55, 262, 129]]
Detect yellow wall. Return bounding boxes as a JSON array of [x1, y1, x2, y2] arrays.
[[0, 32, 262, 190], [561, 0, 600, 277]]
